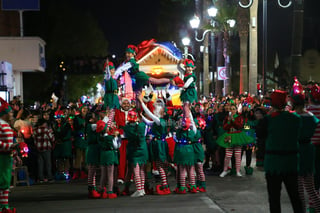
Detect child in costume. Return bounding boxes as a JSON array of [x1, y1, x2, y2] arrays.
[[173, 113, 197, 194], [103, 59, 120, 110], [138, 94, 171, 195], [123, 110, 148, 197], [217, 104, 254, 177], [290, 78, 320, 213], [176, 59, 198, 129], [97, 119, 120, 199], [0, 97, 21, 213], [84, 111, 100, 199], [114, 44, 172, 93]]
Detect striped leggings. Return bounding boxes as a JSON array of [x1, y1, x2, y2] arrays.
[[87, 165, 97, 188], [0, 189, 9, 209], [223, 146, 242, 173], [156, 161, 168, 186], [100, 165, 114, 192], [298, 175, 320, 213], [133, 163, 145, 191], [195, 162, 205, 182], [177, 165, 196, 187]]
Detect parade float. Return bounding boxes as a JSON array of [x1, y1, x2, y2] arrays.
[[128, 39, 184, 105]]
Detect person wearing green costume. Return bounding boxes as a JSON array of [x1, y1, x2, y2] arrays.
[[173, 112, 197, 194], [138, 94, 171, 195], [256, 90, 304, 213], [103, 59, 120, 110], [72, 105, 89, 180], [290, 78, 320, 213], [114, 44, 172, 92], [123, 110, 148, 198], [176, 59, 198, 130], [217, 104, 254, 178], [96, 119, 120, 199], [84, 112, 101, 199]]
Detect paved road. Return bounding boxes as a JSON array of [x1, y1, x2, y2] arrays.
[[10, 160, 295, 213]]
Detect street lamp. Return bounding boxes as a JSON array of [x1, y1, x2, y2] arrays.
[[238, 0, 292, 94], [182, 37, 191, 59]]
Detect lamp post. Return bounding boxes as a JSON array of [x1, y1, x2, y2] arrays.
[[239, 0, 292, 94], [182, 37, 191, 59], [189, 6, 218, 97]]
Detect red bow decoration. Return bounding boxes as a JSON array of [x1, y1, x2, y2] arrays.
[[137, 39, 156, 51], [96, 120, 106, 133], [173, 76, 184, 87]]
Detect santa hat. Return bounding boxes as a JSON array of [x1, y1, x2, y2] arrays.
[[126, 45, 138, 55], [310, 84, 320, 104], [270, 90, 287, 109], [183, 59, 195, 68], [0, 97, 12, 117], [290, 77, 305, 105], [127, 110, 138, 123]]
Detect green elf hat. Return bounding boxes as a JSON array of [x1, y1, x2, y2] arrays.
[[108, 61, 115, 70], [183, 59, 195, 68], [126, 45, 138, 55], [0, 97, 12, 117]]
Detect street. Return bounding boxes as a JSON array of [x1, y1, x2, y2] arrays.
[[10, 159, 295, 213]]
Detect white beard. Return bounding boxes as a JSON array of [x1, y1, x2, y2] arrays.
[[153, 106, 162, 118]]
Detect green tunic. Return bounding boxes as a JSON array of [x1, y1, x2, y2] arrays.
[[53, 122, 73, 159], [149, 118, 169, 162], [127, 58, 150, 91], [74, 115, 88, 150], [86, 124, 100, 165], [263, 111, 302, 174], [104, 78, 120, 109], [180, 74, 197, 103], [124, 122, 148, 166], [0, 154, 13, 189], [294, 112, 319, 176], [99, 134, 119, 165], [193, 128, 205, 163], [174, 128, 195, 166], [216, 115, 254, 148]]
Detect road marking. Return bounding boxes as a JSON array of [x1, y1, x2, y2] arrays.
[[200, 196, 225, 212]]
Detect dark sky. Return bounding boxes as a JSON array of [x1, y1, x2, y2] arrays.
[[77, 0, 161, 57]]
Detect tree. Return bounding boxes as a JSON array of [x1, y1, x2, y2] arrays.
[[23, 0, 108, 104]]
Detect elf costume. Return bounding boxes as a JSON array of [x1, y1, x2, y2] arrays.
[[123, 111, 148, 197], [193, 118, 206, 192], [97, 120, 119, 199], [85, 116, 100, 199], [103, 61, 120, 110], [114, 45, 170, 92], [290, 77, 320, 213], [73, 106, 89, 180], [256, 90, 304, 213], [0, 97, 17, 213], [173, 117, 197, 194]]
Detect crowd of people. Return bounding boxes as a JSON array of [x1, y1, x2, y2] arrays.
[[1, 44, 320, 213]]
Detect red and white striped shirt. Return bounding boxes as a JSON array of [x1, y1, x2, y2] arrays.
[[33, 126, 55, 151], [0, 119, 15, 153], [307, 104, 320, 145]]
